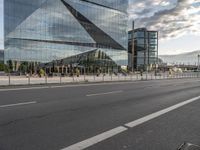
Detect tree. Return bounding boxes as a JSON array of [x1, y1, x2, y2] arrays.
[[7, 60, 13, 72], [0, 63, 4, 71], [0, 62, 9, 72], [18, 62, 28, 74], [39, 69, 45, 77]]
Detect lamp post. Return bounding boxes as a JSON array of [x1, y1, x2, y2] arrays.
[[131, 21, 135, 72], [198, 54, 200, 78], [198, 55, 200, 70]]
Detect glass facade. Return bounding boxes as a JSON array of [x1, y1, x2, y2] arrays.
[[128, 28, 158, 71], [4, 0, 128, 71], [0, 50, 3, 62]]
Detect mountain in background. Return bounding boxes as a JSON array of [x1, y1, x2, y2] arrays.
[[159, 50, 200, 65]]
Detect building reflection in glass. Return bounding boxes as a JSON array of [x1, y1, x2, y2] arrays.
[[4, 0, 128, 73]]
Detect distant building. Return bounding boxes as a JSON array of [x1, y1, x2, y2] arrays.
[[128, 28, 158, 71]]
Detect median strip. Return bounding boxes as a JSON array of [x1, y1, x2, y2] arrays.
[[0, 101, 37, 108], [86, 90, 123, 97]]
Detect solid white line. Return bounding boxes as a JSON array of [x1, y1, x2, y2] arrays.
[[86, 90, 123, 97], [0, 101, 37, 108], [61, 95, 200, 150], [0, 83, 130, 92], [125, 95, 200, 128], [0, 87, 49, 92], [61, 126, 127, 150]]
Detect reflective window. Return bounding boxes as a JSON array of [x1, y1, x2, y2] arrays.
[[4, 0, 128, 66], [83, 0, 128, 13], [136, 39, 145, 45], [135, 31, 145, 38], [148, 32, 157, 39]]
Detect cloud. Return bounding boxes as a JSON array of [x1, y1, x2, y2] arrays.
[[128, 0, 200, 40]]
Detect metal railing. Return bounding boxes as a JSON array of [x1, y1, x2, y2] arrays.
[[0, 71, 199, 86]]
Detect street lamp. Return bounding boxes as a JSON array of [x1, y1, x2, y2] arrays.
[[198, 54, 200, 70], [198, 54, 200, 78]]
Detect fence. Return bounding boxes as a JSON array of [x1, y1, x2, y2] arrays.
[[0, 71, 199, 86]]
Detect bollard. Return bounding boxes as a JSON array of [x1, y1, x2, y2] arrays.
[[84, 68, 86, 81], [146, 72, 148, 80], [72, 75, 75, 82], [8, 73, 11, 85], [28, 75, 30, 85], [94, 74, 95, 81], [45, 75, 47, 84], [60, 75, 62, 84]]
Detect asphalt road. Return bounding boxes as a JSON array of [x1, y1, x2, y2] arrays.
[[0, 78, 200, 150]]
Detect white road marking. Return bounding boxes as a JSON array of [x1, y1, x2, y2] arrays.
[[61, 126, 127, 150], [125, 95, 200, 128], [61, 95, 200, 150], [0, 86, 49, 92], [86, 90, 123, 97], [0, 101, 37, 108], [0, 82, 131, 92]]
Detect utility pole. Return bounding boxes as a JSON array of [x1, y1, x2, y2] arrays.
[[144, 29, 148, 80], [144, 29, 148, 71]]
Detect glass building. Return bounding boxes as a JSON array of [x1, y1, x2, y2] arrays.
[[128, 28, 158, 71], [0, 50, 4, 63], [4, 0, 128, 73]]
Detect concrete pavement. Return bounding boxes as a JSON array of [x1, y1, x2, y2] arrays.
[[0, 78, 200, 150]]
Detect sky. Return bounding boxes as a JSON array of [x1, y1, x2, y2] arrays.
[[0, 0, 200, 55], [128, 0, 200, 55]]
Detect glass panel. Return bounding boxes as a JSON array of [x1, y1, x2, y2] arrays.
[[7, 0, 95, 43], [4, 0, 128, 67], [66, 0, 128, 49], [149, 57, 157, 64], [148, 32, 157, 39], [137, 39, 145, 45], [149, 39, 157, 44], [136, 45, 145, 51], [84, 0, 128, 13], [137, 57, 144, 65], [135, 31, 144, 38]]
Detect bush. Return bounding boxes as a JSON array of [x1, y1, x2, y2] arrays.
[[39, 69, 45, 77], [0, 63, 8, 72]]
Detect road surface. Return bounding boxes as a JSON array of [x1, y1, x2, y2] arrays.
[[0, 78, 200, 150]]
